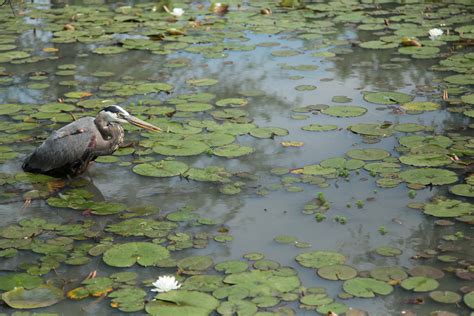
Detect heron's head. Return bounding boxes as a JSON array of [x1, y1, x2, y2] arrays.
[[100, 105, 161, 132]]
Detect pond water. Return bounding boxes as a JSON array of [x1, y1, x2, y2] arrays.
[[0, 0, 473, 315]]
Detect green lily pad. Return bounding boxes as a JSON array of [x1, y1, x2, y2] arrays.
[[93, 46, 128, 54], [271, 50, 300, 57], [401, 277, 439, 292], [346, 148, 390, 160], [0, 273, 43, 291], [132, 160, 189, 177], [103, 242, 169, 267], [370, 266, 408, 282], [349, 123, 393, 137], [374, 246, 402, 257], [364, 162, 401, 173], [301, 165, 337, 176], [296, 251, 346, 269], [217, 300, 258, 315], [186, 78, 219, 86], [213, 144, 254, 158], [429, 291, 462, 304], [363, 91, 413, 105], [109, 287, 146, 312], [461, 94, 474, 105], [176, 103, 213, 112], [178, 256, 214, 273], [322, 105, 367, 117], [215, 260, 248, 274], [182, 275, 224, 292], [399, 168, 457, 185], [295, 85, 317, 91], [147, 290, 219, 316], [424, 199, 473, 218], [317, 264, 357, 280], [300, 293, 333, 306], [184, 166, 231, 183], [399, 135, 452, 149], [223, 269, 300, 297], [274, 235, 298, 244], [317, 302, 349, 314], [2, 285, 64, 309], [360, 40, 399, 49], [216, 98, 248, 107], [464, 291, 474, 309], [38, 102, 75, 113], [402, 102, 440, 112], [153, 141, 209, 156], [0, 103, 21, 115], [320, 157, 365, 170], [250, 127, 289, 139], [449, 184, 474, 197], [343, 278, 393, 298], [302, 124, 338, 132], [394, 123, 426, 133], [444, 74, 474, 85], [399, 153, 452, 167]]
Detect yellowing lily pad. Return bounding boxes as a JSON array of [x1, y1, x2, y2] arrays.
[[402, 101, 440, 112]]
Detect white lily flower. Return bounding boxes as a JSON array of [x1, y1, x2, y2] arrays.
[[170, 8, 184, 17], [151, 275, 181, 293], [428, 28, 443, 40]]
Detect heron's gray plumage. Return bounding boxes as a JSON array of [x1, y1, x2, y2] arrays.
[[22, 114, 124, 177]]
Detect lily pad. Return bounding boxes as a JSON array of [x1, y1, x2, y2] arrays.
[[147, 290, 219, 316], [363, 91, 413, 105], [374, 246, 402, 257], [215, 260, 248, 274], [370, 267, 408, 282], [402, 101, 440, 112], [0, 273, 43, 291], [400, 153, 452, 167], [132, 160, 188, 177], [349, 123, 393, 137], [346, 148, 390, 161], [2, 285, 64, 309], [217, 300, 258, 315], [296, 251, 346, 269], [250, 127, 289, 139], [424, 199, 473, 218], [322, 105, 367, 117], [343, 278, 393, 298], [429, 291, 462, 304], [317, 264, 357, 280], [213, 144, 254, 158], [153, 141, 209, 156], [399, 168, 457, 185], [302, 124, 338, 132], [178, 256, 214, 273], [103, 242, 169, 267], [449, 184, 474, 197], [464, 291, 474, 309], [401, 277, 439, 292]]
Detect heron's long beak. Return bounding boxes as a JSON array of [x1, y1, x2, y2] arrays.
[[125, 115, 162, 132]]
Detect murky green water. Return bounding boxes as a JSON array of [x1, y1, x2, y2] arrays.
[[0, 0, 473, 315]]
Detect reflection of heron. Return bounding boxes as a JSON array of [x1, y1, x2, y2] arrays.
[[22, 105, 161, 177]]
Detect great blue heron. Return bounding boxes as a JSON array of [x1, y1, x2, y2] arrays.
[[22, 105, 161, 177]]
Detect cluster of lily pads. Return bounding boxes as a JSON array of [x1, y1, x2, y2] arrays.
[[0, 0, 473, 315]]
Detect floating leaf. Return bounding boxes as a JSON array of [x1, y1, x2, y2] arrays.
[[2, 285, 64, 309], [132, 160, 188, 177], [296, 251, 346, 269], [375, 246, 402, 257], [363, 91, 413, 105], [424, 199, 473, 218], [401, 277, 439, 292], [370, 267, 408, 282], [346, 148, 390, 161], [103, 242, 169, 267], [250, 127, 289, 139], [343, 278, 393, 298], [0, 273, 43, 291], [429, 291, 462, 304], [322, 105, 367, 117], [146, 290, 219, 316], [317, 264, 357, 280], [302, 124, 338, 132], [215, 260, 248, 274], [178, 256, 214, 273], [399, 168, 457, 185], [449, 184, 474, 197], [402, 102, 440, 112], [399, 153, 452, 167], [153, 141, 210, 156], [213, 144, 254, 158]]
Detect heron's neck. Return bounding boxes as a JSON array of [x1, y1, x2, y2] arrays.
[[94, 115, 121, 140]]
